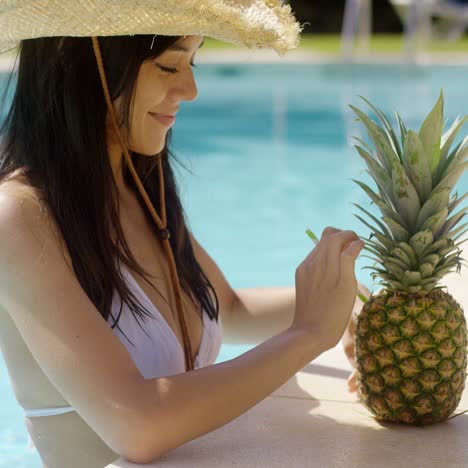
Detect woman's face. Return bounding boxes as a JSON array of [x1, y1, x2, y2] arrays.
[[112, 35, 204, 156]]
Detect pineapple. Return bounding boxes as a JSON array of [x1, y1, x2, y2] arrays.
[[350, 92, 468, 425]]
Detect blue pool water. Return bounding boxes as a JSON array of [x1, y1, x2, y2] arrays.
[[0, 62, 467, 466]]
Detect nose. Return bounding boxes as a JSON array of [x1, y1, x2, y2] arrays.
[[172, 68, 198, 103]]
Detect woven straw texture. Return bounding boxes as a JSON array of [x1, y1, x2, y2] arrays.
[[0, 0, 302, 55]]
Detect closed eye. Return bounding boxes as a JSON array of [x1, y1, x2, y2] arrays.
[[156, 62, 198, 74]]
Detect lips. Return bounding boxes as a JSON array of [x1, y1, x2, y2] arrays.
[[149, 112, 176, 126]]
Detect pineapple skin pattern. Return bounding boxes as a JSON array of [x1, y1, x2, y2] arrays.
[[351, 93, 468, 425], [356, 289, 466, 425]]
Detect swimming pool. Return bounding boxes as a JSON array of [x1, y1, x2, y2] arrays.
[[0, 62, 467, 466]]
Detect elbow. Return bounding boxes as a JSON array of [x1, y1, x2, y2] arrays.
[[123, 448, 163, 465], [119, 408, 167, 464]]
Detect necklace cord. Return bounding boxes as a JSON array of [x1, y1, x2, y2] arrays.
[[91, 37, 194, 371]]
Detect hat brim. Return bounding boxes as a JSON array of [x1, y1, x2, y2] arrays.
[[0, 0, 302, 56]]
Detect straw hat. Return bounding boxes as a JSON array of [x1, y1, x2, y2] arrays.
[[0, 0, 302, 55]]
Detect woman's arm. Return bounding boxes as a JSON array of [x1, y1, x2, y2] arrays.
[[188, 231, 294, 343], [228, 282, 369, 344], [137, 326, 324, 463], [189, 230, 368, 345], [0, 192, 329, 465], [226, 286, 295, 344]]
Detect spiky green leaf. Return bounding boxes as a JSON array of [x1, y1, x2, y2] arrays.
[[418, 91, 443, 175], [439, 210, 466, 237], [354, 146, 395, 205], [385, 256, 409, 271], [440, 115, 468, 164], [432, 137, 468, 186], [354, 214, 386, 240], [453, 225, 468, 242], [408, 230, 434, 257], [349, 105, 401, 174], [374, 232, 395, 251], [381, 216, 409, 242], [419, 263, 435, 278], [391, 247, 412, 266], [363, 238, 391, 256], [419, 238, 450, 258], [415, 189, 450, 231], [433, 159, 468, 197], [388, 264, 406, 279], [420, 208, 449, 238], [401, 271, 422, 286], [391, 165, 421, 230], [353, 203, 393, 238], [352, 136, 376, 156], [352, 179, 406, 227], [420, 253, 441, 268], [396, 112, 408, 150], [448, 192, 468, 215], [359, 96, 402, 158], [401, 130, 432, 202], [396, 242, 418, 265]]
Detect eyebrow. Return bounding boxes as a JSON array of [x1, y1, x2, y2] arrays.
[[168, 39, 205, 53]]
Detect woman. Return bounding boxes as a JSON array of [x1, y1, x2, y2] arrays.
[[0, 1, 366, 467]]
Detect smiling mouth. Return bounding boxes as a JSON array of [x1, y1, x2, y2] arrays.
[[149, 112, 176, 126]]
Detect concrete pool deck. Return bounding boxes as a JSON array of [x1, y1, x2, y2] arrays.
[[107, 240, 468, 468]]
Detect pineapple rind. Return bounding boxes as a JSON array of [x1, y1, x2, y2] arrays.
[[356, 289, 467, 425]]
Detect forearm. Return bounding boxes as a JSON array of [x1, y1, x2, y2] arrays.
[[137, 327, 324, 463], [222, 286, 295, 344], [223, 282, 370, 345]]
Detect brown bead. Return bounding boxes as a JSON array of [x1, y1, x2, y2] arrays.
[[158, 228, 171, 240]]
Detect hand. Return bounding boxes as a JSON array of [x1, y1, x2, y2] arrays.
[[292, 227, 365, 350], [342, 282, 371, 394]]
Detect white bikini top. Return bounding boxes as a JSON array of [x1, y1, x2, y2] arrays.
[[23, 262, 222, 418]]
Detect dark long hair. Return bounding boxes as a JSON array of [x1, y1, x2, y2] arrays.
[[0, 35, 219, 347]]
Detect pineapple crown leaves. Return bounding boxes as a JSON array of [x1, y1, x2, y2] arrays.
[[349, 92, 468, 295], [350, 91, 467, 187]]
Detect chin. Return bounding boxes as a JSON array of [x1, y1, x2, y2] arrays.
[[130, 143, 166, 156]]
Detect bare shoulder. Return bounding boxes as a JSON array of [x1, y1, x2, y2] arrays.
[[0, 172, 45, 223], [0, 174, 73, 409], [0, 173, 148, 458], [0, 173, 72, 270]]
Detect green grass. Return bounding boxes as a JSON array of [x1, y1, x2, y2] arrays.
[[1, 34, 466, 58], [203, 33, 468, 54]]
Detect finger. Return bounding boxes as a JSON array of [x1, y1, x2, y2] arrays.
[[340, 239, 365, 281], [301, 228, 337, 272], [319, 226, 341, 242], [301, 227, 335, 267], [347, 370, 358, 392], [359, 282, 372, 299], [303, 226, 340, 263], [344, 346, 357, 367], [326, 231, 361, 284]]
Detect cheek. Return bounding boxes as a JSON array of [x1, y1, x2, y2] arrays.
[[128, 98, 167, 154], [126, 66, 168, 153]]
